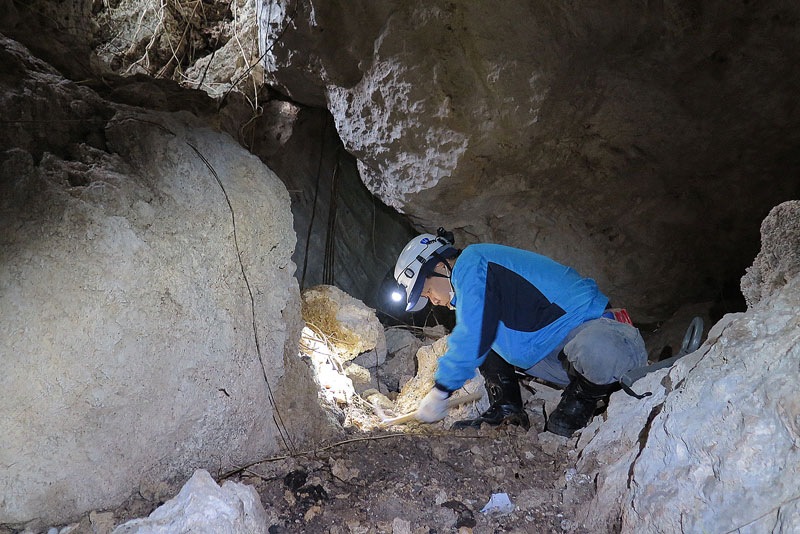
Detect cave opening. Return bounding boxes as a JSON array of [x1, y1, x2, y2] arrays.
[[1, 1, 799, 533]]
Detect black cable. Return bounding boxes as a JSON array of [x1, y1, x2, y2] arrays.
[[300, 112, 330, 290], [322, 155, 339, 285], [113, 115, 296, 453], [186, 139, 296, 454]]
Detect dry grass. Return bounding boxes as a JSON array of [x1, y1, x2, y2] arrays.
[[300, 291, 361, 355]]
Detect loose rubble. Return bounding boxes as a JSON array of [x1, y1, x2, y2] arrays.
[[111, 470, 269, 534]]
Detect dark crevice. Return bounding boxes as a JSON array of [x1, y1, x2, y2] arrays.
[[627, 402, 664, 489]]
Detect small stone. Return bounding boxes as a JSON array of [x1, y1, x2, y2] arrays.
[[432, 445, 448, 461], [391, 518, 411, 534], [364, 391, 394, 410], [89, 511, 115, 534], [346, 520, 369, 534], [537, 432, 567, 455], [332, 459, 359, 481], [564, 468, 577, 483], [303, 505, 321, 522]]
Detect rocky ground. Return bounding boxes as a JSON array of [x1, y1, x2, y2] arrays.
[[9, 381, 597, 534], [204, 415, 592, 534]]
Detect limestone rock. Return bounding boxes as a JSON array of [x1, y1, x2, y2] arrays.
[[343, 361, 377, 396], [301, 285, 387, 362], [299, 325, 355, 405], [575, 202, 800, 533], [395, 336, 488, 425], [622, 276, 800, 533], [351, 347, 386, 369], [385, 328, 424, 362], [90, 511, 116, 534], [111, 470, 268, 534], [741, 200, 800, 307], [0, 35, 328, 526], [258, 0, 800, 319], [91, 0, 261, 98], [378, 328, 423, 392], [391, 518, 412, 534]]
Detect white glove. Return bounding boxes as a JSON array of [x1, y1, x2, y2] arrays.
[[416, 387, 451, 423]]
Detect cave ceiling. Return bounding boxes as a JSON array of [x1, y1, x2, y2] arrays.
[[4, 0, 799, 320], [257, 0, 800, 319]]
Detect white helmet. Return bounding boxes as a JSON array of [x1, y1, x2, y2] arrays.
[[393, 232, 456, 312]]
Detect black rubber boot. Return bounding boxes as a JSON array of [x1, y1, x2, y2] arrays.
[[546, 373, 617, 437], [453, 351, 530, 430]]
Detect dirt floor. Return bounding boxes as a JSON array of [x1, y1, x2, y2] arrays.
[[3, 388, 600, 534], [220, 414, 596, 534], [5, 323, 603, 534]]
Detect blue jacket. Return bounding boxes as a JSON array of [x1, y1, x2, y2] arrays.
[[434, 244, 609, 391]]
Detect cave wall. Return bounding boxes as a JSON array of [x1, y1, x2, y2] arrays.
[[0, 33, 330, 527], [258, 0, 800, 319], [238, 98, 417, 310], [2, 0, 417, 311], [573, 201, 800, 533]]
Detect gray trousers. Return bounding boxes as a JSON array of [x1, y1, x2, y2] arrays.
[[524, 318, 647, 386]]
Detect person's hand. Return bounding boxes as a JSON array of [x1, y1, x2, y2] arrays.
[[416, 387, 450, 423]]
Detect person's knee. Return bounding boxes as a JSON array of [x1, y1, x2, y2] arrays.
[[563, 319, 646, 384]]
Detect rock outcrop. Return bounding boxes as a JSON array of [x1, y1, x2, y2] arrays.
[[574, 200, 800, 533], [0, 34, 328, 527], [301, 285, 387, 362], [741, 200, 800, 307], [258, 0, 800, 318], [394, 336, 489, 426]]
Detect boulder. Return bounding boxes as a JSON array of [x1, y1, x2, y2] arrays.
[[741, 200, 800, 307], [301, 285, 387, 363], [574, 201, 800, 533], [0, 35, 327, 527], [378, 328, 423, 392], [394, 336, 489, 426], [112, 470, 268, 534]]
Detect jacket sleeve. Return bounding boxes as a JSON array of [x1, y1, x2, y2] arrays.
[[434, 252, 501, 391]]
